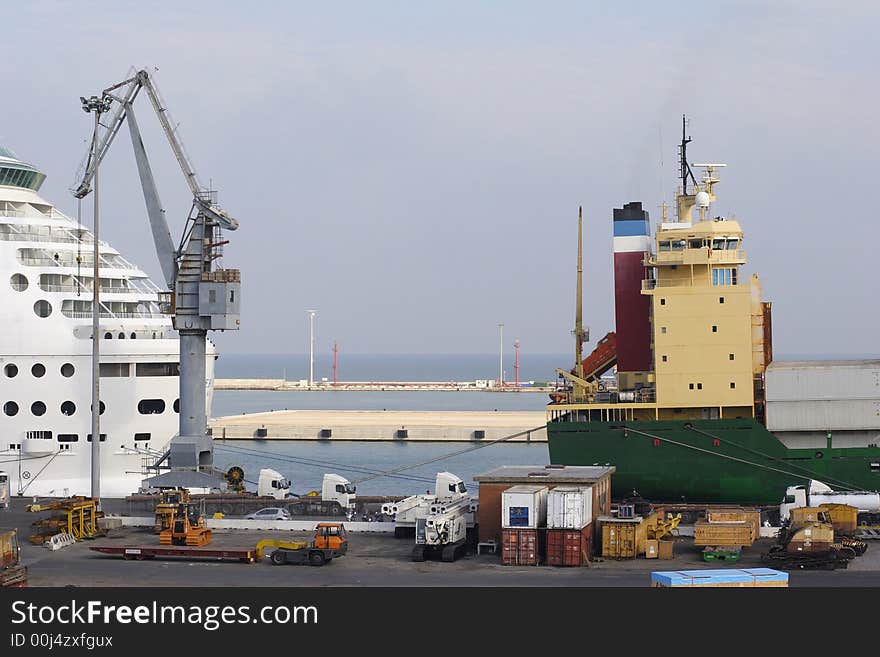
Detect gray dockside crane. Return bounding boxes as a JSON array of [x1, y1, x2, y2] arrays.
[[73, 69, 240, 491]]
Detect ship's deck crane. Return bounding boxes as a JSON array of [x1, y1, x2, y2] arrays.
[[73, 69, 240, 490]]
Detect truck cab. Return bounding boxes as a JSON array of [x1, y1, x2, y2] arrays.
[[780, 485, 808, 522], [0, 471, 8, 509], [258, 468, 292, 500], [322, 474, 356, 511]]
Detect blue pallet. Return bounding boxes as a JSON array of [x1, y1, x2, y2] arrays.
[[651, 568, 789, 587]]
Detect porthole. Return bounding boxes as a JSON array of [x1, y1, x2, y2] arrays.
[[33, 300, 52, 318], [173, 398, 180, 413], [31, 401, 47, 416], [130, 332, 136, 339], [10, 273, 28, 291], [104, 332, 112, 340], [4, 364, 17, 378], [815, 451, 824, 459], [118, 332, 125, 339], [4, 401, 19, 416], [31, 363, 46, 377], [90, 401, 106, 415], [60, 401, 76, 416], [138, 399, 166, 415], [60, 363, 75, 377]]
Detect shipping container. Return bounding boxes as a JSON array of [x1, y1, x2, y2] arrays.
[[547, 486, 592, 529], [818, 503, 858, 533], [645, 539, 659, 559], [502, 485, 548, 529], [766, 399, 880, 432], [766, 360, 880, 402], [501, 528, 542, 566], [599, 516, 645, 559], [651, 568, 789, 588], [658, 539, 674, 560], [765, 360, 880, 432], [546, 525, 592, 567]]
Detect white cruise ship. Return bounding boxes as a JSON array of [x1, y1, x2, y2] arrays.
[[0, 145, 215, 498]]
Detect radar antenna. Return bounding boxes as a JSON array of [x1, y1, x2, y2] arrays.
[[678, 115, 697, 194]]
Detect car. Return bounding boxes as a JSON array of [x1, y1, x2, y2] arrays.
[[245, 507, 291, 521]]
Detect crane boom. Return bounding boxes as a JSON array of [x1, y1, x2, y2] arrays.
[[73, 68, 242, 492]]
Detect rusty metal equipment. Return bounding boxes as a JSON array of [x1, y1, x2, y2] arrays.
[[26, 497, 105, 545], [1, 529, 27, 587]]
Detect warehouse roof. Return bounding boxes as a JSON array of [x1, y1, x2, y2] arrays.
[[473, 464, 615, 484]]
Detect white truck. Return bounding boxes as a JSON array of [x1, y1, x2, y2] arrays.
[[258, 469, 356, 515], [0, 471, 9, 510], [780, 480, 880, 523], [382, 472, 477, 538]]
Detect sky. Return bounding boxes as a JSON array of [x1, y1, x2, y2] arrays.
[[2, 1, 878, 358]]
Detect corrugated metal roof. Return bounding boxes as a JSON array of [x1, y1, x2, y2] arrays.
[[474, 464, 615, 483]]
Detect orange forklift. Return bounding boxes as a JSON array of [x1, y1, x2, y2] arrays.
[[256, 523, 347, 566]]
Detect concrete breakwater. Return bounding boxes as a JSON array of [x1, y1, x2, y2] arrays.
[[209, 409, 548, 442], [214, 378, 554, 392]]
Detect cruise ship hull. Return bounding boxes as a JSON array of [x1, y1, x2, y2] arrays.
[[546, 418, 880, 505]]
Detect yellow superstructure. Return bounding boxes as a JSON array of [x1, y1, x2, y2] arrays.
[[644, 218, 763, 416], [548, 152, 772, 424]]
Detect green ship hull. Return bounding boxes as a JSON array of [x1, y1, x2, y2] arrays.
[[546, 417, 880, 505]]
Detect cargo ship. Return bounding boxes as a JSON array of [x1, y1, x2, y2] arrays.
[[546, 119, 880, 505]]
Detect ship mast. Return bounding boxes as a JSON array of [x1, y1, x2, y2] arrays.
[[574, 206, 587, 379]]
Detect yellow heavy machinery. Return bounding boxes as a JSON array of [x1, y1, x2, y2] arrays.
[[26, 496, 104, 545], [256, 523, 348, 566], [154, 488, 191, 533], [762, 509, 866, 570], [159, 502, 212, 547]]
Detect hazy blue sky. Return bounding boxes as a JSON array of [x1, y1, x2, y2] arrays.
[[3, 1, 877, 359]]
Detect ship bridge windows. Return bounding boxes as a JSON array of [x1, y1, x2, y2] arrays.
[[659, 241, 671, 251], [688, 239, 705, 249], [671, 240, 686, 251], [712, 268, 738, 286]]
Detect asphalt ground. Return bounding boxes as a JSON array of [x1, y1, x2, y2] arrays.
[[4, 498, 880, 587]]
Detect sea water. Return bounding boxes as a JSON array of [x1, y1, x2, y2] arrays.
[[210, 353, 560, 495]]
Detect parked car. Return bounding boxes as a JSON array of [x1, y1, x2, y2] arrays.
[[245, 507, 291, 521]]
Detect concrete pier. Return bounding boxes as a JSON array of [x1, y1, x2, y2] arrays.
[[209, 410, 547, 442]]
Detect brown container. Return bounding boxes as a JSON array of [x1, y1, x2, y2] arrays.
[[818, 504, 858, 534], [658, 539, 674, 560], [501, 528, 542, 566], [645, 539, 659, 559], [600, 518, 643, 559], [546, 525, 592, 567]]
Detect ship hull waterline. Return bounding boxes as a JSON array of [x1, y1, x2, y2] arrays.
[[546, 418, 880, 506]]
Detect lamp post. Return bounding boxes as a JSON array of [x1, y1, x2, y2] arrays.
[[498, 323, 504, 388], [307, 310, 316, 386], [81, 94, 111, 502]]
